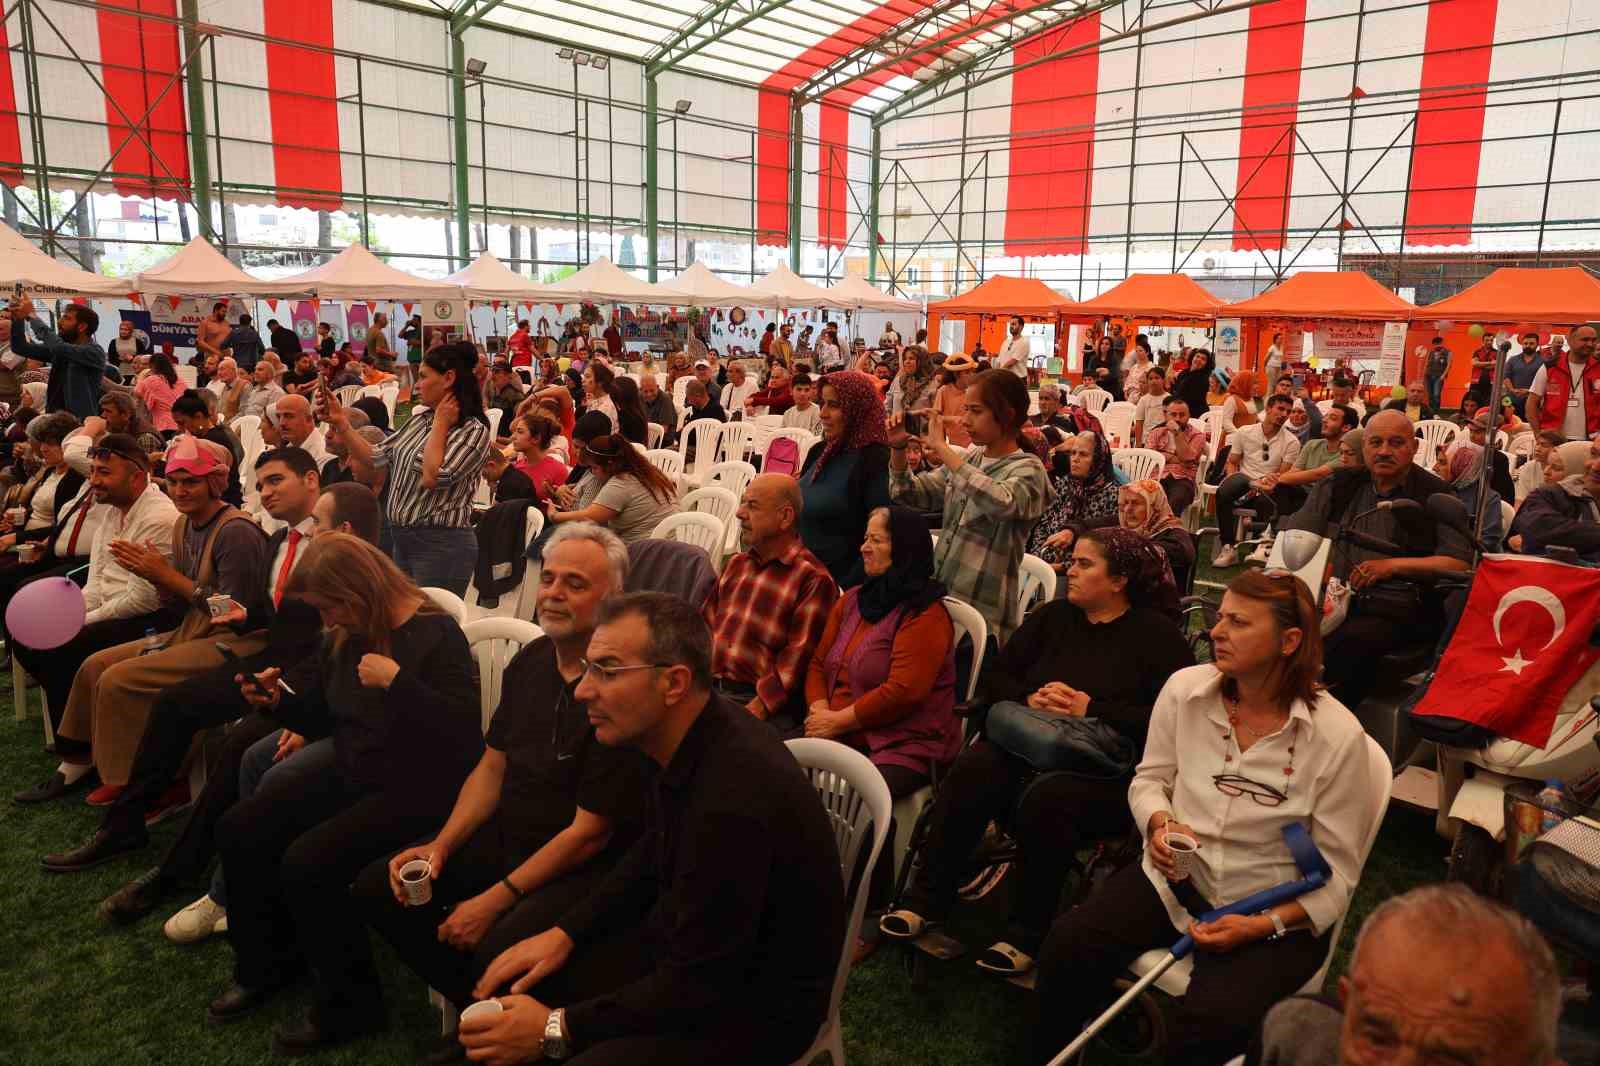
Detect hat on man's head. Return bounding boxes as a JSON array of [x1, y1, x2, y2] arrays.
[[942, 353, 980, 373], [164, 434, 234, 498], [693, 360, 710, 369]]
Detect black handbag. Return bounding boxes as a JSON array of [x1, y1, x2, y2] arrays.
[[985, 700, 1135, 778]]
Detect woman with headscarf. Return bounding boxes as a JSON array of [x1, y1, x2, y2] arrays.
[[1338, 426, 1366, 468], [798, 370, 893, 588], [1434, 441, 1505, 551], [880, 526, 1192, 976], [1029, 430, 1121, 569], [886, 347, 937, 425], [1218, 369, 1260, 433], [1119, 478, 1197, 598], [1172, 347, 1215, 419]]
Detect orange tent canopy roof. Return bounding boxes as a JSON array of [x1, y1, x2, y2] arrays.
[[1226, 271, 1416, 322], [1417, 267, 1600, 327], [1074, 273, 1226, 320], [927, 275, 1076, 316]]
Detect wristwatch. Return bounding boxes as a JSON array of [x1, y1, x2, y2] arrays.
[[543, 1008, 570, 1060], [190, 583, 214, 611], [1263, 910, 1288, 940]]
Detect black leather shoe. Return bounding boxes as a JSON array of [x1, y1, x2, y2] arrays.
[[207, 982, 279, 1024], [13, 769, 95, 805], [41, 828, 148, 873], [271, 1007, 384, 1057], [100, 868, 172, 924]]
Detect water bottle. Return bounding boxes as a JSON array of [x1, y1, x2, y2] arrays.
[[1538, 780, 1565, 833], [139, 627, 162, 656]]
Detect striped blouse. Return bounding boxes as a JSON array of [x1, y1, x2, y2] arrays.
[[369, 409, 491, 529]]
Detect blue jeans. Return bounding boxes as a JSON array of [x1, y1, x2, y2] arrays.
[[1425, 373, 1445, 411], [209, 732, 337, 907], [389, 525, 476, 596]]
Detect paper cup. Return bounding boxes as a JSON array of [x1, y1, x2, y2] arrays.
[[460, 999, 504, 1025], [17, 542, 40, 563], [399, 859, 433, 905], [1163, 831, 1199, 881], [6, 507, 25, 526], [207, 594, 234, 619]]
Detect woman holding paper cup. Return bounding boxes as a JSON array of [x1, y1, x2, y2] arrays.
[[1028, 570, 1376, 1066], [207, 534, 481, 1050]]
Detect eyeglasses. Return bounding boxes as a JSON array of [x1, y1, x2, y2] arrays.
[[87, 445, 143, 465], [579, 658, 671, 684], [1213, 773, 1288, 807]]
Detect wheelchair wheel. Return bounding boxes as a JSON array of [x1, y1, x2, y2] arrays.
[[1095, 982, 1167, 1060]]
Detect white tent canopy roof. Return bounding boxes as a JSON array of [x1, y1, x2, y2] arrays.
[[542, 257, 688, 305], [665, 262, 778, 309], [445, 252, 561, 302], [134, 237, 309, 298], [273, 244, 461, 301], [0, 222, 127, 298], [750, 264, 846, 309], [826, 273, 922, 313]]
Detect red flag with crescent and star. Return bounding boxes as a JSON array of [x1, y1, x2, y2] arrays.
[[1412, 555, 1600, 747]]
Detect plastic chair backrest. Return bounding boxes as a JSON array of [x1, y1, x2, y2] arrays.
[[1018, 554, 1057, 617], [463, 617, 543, 731], [647, 422, 665, 448], [784, 738, 893, 1049], [1415, 419, 1461, 455], [1078, 387, 1112, 415], [942, 596, 987, 702], [679, 420, 724, 478], [645, 448, 684, 481], [651, 511, 726, 570], [336, 384, 363, 407], [1099, 401, 1137, 447], [421, 586, 467, 623], [705, 460, 757, 499], [1112, 447, 1167, 483], [719, 421, 753, 464], [681, 485, 738, 530], [487, 408, 503, 438], [754, 413, 784, 428]]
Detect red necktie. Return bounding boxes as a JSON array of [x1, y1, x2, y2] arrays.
[[63, 498, 92, 558], [273, 529, 303, 607]]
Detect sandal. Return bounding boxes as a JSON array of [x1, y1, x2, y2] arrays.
[[974, 941, 1035, 976], [878, 908, 938, 940]]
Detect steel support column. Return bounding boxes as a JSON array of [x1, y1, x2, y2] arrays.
[[179, 0, 213, 242], [449, 31, 472, 267], [867, 125, 880, 283], [644, 74, 659, 280], [787, 97, 803, 272]]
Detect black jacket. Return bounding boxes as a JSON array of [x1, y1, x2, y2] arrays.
[[474, 498, 534, 607], [1510, 481, 1600, 562], [252, 525, 326, 654], [16, 468, 86, 549]]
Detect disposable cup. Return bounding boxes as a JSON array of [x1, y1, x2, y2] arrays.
[[17, 542, 40, 563], [207, 594, 235, 619], [6, 507, 25, 526], [399, 858, 433, 906], [460, 999, 504, 1025], [1163, 831, 1199, 881]]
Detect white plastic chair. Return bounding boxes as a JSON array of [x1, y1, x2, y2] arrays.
[[335, 384, 363, 408], [463, 617, 543, 732], [486, 408, 504, 439], [646, 422, 665, 449], [175, 364, 198, 388], [421, 586, 467, 623], [1018, 553, 1057, 617], [759, 427, 818, 471], [651, 511, 727, 571], [942, 596, 987, 702], [1414, 418, 1460, 473], [784, 738, 893, 1066], [1099, 401, 1137, 448], [1122, 736, 1393, 1005], [358, 383, 386, 403], [464, 508, 545, 620], [1112, 447, 1167, 483], [1507, 431, 1534, 468], [753, 413, 784, 428], [644, 448, 684, 484], [678, 420, 725, 484], [1078, 387, 1112, 415], [682, 484, 739, 531], [705, 460, 757, 500], [671, 374, 693, 409], [719, 420, 754, 464], [12, 662, 51, 748], [380, 383, 399, 423], [1315, 398, 1334, 417]]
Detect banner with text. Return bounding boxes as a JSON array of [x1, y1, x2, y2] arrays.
[[1214, 318, 1242, 373], [149, 297, 247, 349]]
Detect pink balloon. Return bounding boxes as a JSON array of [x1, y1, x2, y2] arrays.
[[7, 576, 86, 650]]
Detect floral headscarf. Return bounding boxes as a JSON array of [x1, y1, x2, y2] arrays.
[[1029, 430, 1119, 557], [1118, 478, 1185, 539], [807, 370, 888, 483], [1083, 525, 1181, 616], [894, 347, 935, 413], [1448, 442, 1485, 489]]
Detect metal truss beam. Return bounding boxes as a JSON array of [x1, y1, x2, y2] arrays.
[[647, 0, 802, 77], [873, 0, 1270, 127], [451, 0, 509, 33]]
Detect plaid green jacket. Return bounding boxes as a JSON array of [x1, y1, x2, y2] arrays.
[[890, 448, 1054, 643]]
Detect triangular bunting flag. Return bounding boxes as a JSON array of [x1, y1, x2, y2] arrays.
[[402, 303, 414, 316], [492, 301, 501, 312], [167, 296, 182, 311], [128, 293, 142, 306], [265, 299, 278, 312], [366, 301, 377, 314], [554, 303, 564, 314]]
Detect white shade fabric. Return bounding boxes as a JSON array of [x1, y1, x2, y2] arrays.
[[826, 273, 922, 313], [134, 237, 310, 298], [446, 252, 561, 302], [541, 257, 688, 305], [749, 265, 844, 309], [665, 262, 778, 309], [0, 223, 126, 298], [273, 244, 462, 301]]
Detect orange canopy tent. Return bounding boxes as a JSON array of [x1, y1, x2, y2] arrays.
[[1073, 273, 1226, 321], [927, 275, 1077, 316], [1415, 266, 1600, 327], [1226, 271, 1417, 322]]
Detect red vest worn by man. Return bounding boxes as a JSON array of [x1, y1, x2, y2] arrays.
[[1538, 356, 1600, 437]]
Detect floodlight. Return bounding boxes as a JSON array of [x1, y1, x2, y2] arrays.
[[592, 55, 609, 70], [557, 47, 574, 59], [574, 52, 591, 66], [465, 57, 487, 76], [674, 99, 692, 114]]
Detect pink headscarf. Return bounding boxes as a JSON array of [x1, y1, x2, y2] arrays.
[[807, 370, 888, 483], [164, 434, 234, 500]]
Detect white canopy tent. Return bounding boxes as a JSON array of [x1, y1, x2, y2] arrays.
[[665, 261, 778, 309], [541, 257, 688, 305], [134, 237, 309, 298], [446, 252, 561, 302], [749, 264, 845, 310], [273, 244, 462, 301], [826, 273, 922, 313], [0, 223, 127, 298]]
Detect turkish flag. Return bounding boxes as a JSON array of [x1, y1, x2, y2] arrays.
[[1412, 555, 1600, 746]]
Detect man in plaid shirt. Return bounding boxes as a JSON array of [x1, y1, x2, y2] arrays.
[[701, 474, 838, 728]]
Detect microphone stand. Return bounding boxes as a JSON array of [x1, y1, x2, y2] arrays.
[[1474, 338, 1510, 565]]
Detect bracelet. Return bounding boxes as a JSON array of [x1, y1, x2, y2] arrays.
[[502, 876, 525, 902], [1263, 909, 1287, 940]]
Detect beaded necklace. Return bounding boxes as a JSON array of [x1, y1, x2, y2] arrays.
[[1221, 685, 1297, 788]]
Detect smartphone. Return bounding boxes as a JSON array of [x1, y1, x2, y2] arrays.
[[218, 644, 296, 697]]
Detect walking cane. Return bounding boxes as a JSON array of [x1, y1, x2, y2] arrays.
[[1047, 824, 1331, 1066]]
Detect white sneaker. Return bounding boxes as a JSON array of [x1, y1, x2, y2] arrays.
[[1248, 535, 1275, 564], [164, 894, 226, 945], [1212, 545, 1240, 568]]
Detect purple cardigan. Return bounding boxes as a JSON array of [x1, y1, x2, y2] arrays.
[[817, 591, 961, 774]]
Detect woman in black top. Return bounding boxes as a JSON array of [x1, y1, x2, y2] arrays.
[[210, 534, 481, 1046], [880, 527, 1192, 976], [607, 375, 650, 445], [1172, 347, 1215, 420]]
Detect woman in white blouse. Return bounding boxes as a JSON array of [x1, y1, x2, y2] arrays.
[[1029, 569, 1376, 1066]]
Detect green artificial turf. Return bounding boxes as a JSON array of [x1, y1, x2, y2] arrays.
[[0, 695, 1452, 1066]]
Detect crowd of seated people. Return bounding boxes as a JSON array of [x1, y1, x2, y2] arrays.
[[6, 310, 1596, 1066]]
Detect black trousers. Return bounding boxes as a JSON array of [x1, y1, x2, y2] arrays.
[[217, 761, 454, 1028], [1029, 862, 1329, 1066], [353, 816, 616, 1010], [1160, 476, 1196, 518], [904, 740, 1130, 952], [495, 925, 820, 1066], [11, 606, 182, 740], [1215, 475, 1307, 544], [1321, 609, 1442, 711], [157, 712, 279, 886], [100, 643, 284, 839]]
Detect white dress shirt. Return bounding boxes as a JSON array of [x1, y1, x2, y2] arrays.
[[82, 481, 181, 626], [289, 426, 331, 467], [1230, 423, 1302, 480], [1129, 665, 1375, 937], [996, 333, 1031, 377], [721, 378, 758, 413], [267, 516, 316, 607], [51, 481, 103, 560]]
